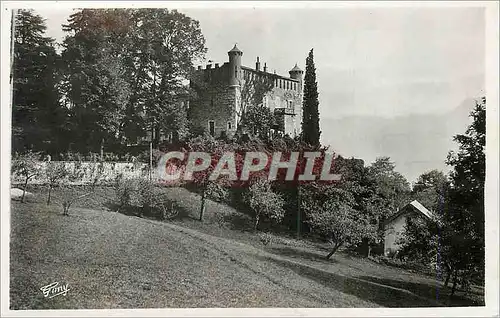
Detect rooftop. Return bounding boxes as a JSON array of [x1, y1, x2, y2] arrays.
[[384, 200, 434, 225], [289, 63, 303, 72], [228, 44, 243, 54]]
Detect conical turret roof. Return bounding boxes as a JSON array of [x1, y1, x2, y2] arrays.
[[289, 63, 303, 72], [228, 44, 243, 54]]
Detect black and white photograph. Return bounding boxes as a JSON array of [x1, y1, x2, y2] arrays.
[[1, 1, 498, 316]]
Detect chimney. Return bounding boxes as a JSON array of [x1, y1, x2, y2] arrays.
[[215, 63, 219, 68], [206, 64, 212, 69], [264, 62, 267, 73], [197, 65, 202, 70], [256, 56, 261, 71]]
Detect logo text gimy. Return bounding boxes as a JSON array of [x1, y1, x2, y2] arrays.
[[40, 282, 70, 299]]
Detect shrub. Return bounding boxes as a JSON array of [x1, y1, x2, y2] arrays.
[[244, 179, 285, 231], [258, 232, 274, 245], [206, 182, 229, 204], [114, 175, 138, 210], [137, 149, 165, 165], [45, 162, 69, 205], [103, 152, 120, 162], [12, 150, 43, 202], [136, 179, 178, 220]]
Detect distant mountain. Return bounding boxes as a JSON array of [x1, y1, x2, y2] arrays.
[[321, 98, 476, 183]]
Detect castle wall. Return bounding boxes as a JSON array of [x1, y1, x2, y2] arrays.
[[189, 65, 238, 138], [189, 87, 238, 138], [188, 54, 303, 138], [265, 86, 302, 137]]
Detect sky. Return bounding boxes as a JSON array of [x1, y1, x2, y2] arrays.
[[37, 5, 485, 120], [30, 4, 486, 181]]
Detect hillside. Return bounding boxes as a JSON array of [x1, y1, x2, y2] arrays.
[[9, 187, 483, 309], [321, 99, 476, 183]]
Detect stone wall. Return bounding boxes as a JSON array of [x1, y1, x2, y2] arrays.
[[11, 161, 151, 186], [189, 62, 303, 138], [265, 85, 302, 137], [189, 83, 238, 138]]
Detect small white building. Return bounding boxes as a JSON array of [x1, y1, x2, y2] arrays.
[[383, 200, 433, 257]]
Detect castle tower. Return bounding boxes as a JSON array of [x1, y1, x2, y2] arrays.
[[289, 63, 304, 88], [289, 63, 304, 137], [228, 44, 243, 87]]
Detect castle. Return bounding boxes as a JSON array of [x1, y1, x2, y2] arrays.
[[188, 44, 304, 138]]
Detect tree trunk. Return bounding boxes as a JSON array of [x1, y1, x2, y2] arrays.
[[47, 185, 52, 205], [443, 262, 452, 288], [21, 177, 29, 203], [444, 271, 451, 288], [63, 202, 70, 216], [326, 242, 342, 259], [361, 238, 371, 257], [254, 214, 260, 231], [154, 125, 160, 148], [296, 185, 301, 239], [100, 138, 104, 161], [199, 189, 206, 221], [450, 270, 458, 297]]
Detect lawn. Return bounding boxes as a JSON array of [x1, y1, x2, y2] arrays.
[[9, 186, 484, 309]]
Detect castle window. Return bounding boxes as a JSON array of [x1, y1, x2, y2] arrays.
[[288, 100, 293, 108], [227, 122, 232, 130], [235, 66, 238, 79], [208, 120, 215, 136]]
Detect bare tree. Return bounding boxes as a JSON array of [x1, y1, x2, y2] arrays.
[[60, 162, 105, 216], [45, 162, 69, 205], [12, 151, 42, 203]]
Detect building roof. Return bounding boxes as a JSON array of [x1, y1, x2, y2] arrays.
[[289, 63, 303, 72], [384, 200, 434, 225], [228, 44, 242, 54], [241, 66, 299, 82]]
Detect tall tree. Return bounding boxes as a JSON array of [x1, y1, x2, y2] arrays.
[[61, 9, 133, 154], [441, 97, 486, 296], [303, 184, 375, 259], [412, 170, 449, 212], [130, 9, 206, 147], [397, 170, 449, 265], [301, 49, 321, 146], [367, 157, 412, 221], [12, 9, 66, 154], [61, 9, 207, 151]]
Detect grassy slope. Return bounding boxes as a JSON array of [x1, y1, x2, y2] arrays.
[[10, 186, 484, 309]]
